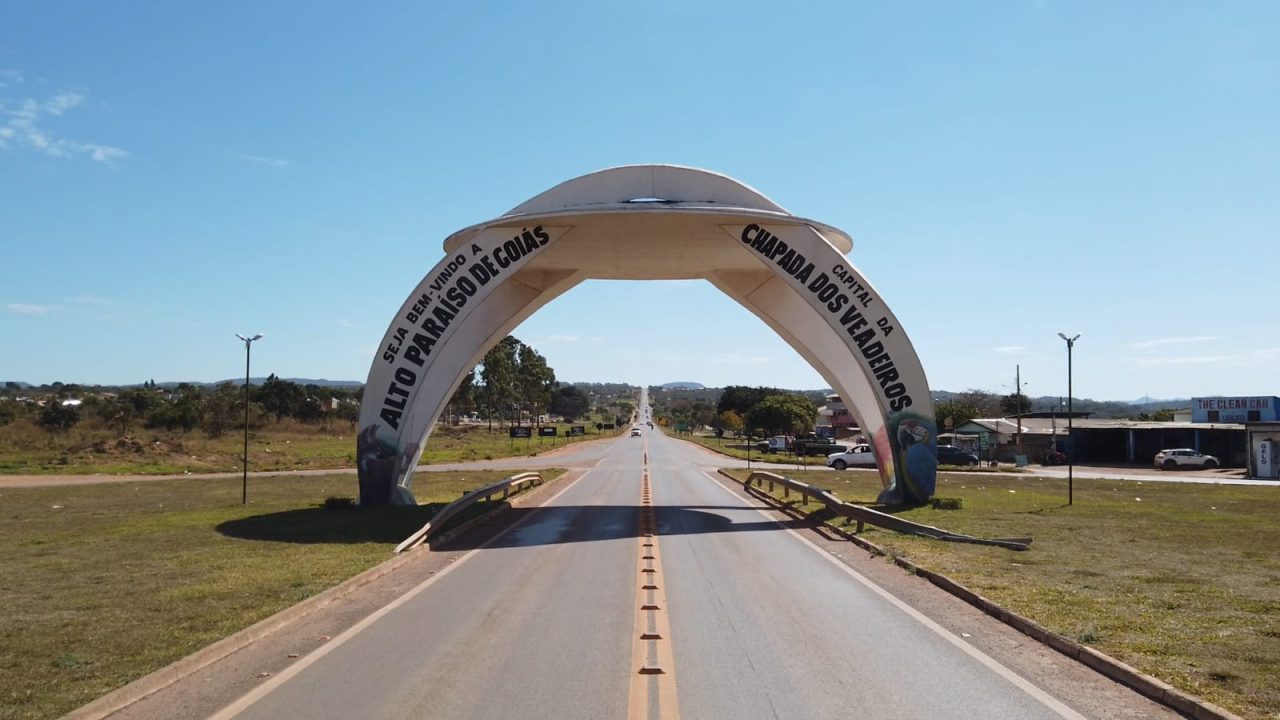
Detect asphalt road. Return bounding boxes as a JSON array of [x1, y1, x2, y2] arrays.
[[204, 417, 1096, 719]]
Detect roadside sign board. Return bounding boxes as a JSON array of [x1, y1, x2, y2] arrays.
[[603, 423, 615, 430], [509, 427, 532, 439], [538, 427, 557, 437], [569, 426, 585, 436]]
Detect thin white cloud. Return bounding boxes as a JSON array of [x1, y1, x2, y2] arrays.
[[45, 93, 84, 115], [237, 153, 290, 168], [6, 303, 55, 316], [79, 143, 127, 163], [709, 352, 772, 366], [336, 319, 353, 328], [544, 334, 605, 344], [995, 345, 1027, 354], [0, 70, 21, 88], [1134, 348, 1280, 367], [0, 87, 127, 164], [1129, 336, 1218, 350]]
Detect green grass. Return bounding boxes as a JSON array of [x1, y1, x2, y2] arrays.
[[0, 469, 562, 720], [0, 418, 616, 476], [723, 468, 1280, 719]]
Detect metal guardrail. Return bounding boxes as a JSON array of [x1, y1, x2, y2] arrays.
[[394, 472, 544, 554], [744, 471, 1031, 551]]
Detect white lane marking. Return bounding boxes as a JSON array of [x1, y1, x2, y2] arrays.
[[209, 470, 594, 720], [701, 472, 1087, 720]]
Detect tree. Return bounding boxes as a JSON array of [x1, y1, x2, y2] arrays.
[[746, 394, 816, 437], [294, 396, 326, 424], [717, 385, 782, 416], [202, 382, 244, 437], [1000, 393, 1033, 417], [0, 398, 24, 426], [147, 383, 203, 431], [449, 370, 477, 419], [714, 409, 744, 437], [955, 389, 1001, 418], [90, 395, 137, 435], [481, 337, 519, 429], [334, 400, 360, 426], [549, 385, 590, 421], [689, 401, 716, 430], [120, 387, 158, 420], [516, 343, 556, 422], [37, 401, 79, 432], [257, 375, 305, 423]]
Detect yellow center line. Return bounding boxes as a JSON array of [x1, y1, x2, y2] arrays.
[[628, 438, 679, 720]]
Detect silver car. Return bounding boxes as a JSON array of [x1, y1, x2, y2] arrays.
[[826, 444, 877, 470]]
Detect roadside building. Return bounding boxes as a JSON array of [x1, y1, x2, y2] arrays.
[[954, 415, 1085, 463], [1063, 418, 1246, 467], [1246, 422, 1280, 479], [1195, 396, 1280, 479], [957, 414, 1249, 468], [815, 393, 861, 440]]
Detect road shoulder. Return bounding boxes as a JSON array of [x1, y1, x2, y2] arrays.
[[63, 471, 580, 720], [701, 470, 1186, 720]]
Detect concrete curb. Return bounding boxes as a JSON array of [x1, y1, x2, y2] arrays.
[[721, 469, 1245, 720], [61, 475, 564, 720]]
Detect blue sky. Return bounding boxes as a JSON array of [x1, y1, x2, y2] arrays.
[[1, 1, 1276, 402]]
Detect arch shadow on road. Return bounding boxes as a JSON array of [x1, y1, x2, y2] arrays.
[[215, 502, 813, 549], [216, 503, 440, 545]]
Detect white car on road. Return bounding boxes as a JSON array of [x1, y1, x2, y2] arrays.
[[1154, 448, 1219, 470], [826, 444, 877, 470]]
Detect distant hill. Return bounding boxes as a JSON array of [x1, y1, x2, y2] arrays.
[[134, 379, 364, 389], [224, 378, 364, 388], [660, 382, 705, 390]]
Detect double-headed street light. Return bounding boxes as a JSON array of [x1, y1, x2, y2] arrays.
[[235, 333, 264, 505], [1057, 332, 1080, 505]]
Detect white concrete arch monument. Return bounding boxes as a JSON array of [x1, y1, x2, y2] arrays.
[[357, 165, 938, 506]]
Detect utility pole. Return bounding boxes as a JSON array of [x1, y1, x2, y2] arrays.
[[1015, 364, 1022, 452]]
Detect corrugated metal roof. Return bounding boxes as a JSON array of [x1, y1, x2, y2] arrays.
[[960, 417, 1245, 434]]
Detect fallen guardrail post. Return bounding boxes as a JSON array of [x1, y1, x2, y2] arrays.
[[744, 471, 1030, 551], [394, 472, 544, 554]]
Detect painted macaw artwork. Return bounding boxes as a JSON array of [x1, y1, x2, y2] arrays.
[[896, 419, 938, 504]]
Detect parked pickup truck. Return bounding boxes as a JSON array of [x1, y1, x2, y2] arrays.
[[756, 434, 848, 456], [793, 435, 848, 456]]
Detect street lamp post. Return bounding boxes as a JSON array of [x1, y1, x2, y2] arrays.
[[235, 333, 264, 505], [1057, 332, 1080, 505]]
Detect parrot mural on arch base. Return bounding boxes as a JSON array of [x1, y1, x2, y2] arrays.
[[872, 412, 938, 505]]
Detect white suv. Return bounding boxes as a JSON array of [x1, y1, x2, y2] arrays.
[[1154, 448, 1219, 470]]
